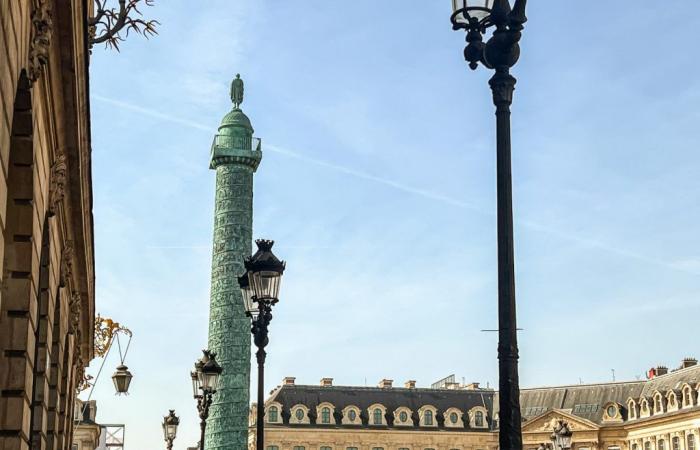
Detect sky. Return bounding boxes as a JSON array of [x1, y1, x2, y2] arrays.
[[83, 1, 700, 448]]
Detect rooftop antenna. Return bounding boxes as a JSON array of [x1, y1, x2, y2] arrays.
[[579, 377, 583, 385], [611, 369, 616, 382]]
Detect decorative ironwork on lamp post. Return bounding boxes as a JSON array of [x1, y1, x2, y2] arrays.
[[450, 2, 528, 450], [191, 350, 223, 450], [162, 409, 180, 450], [238, 239, 286, 450]]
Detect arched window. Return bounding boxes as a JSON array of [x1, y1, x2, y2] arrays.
[[475, 411, 484, 427], [268, 406, 278, 423], [321, 407, 331, 424], [632, 444, 638, 450], [684, 387, 694, 407], [424, 410, 433, 426], [659, 440, 665, 450], [373, 408, 383, 425], [644, 442, 651, 450], [673, 437, 680, 450], [688, 435, 696, 450]]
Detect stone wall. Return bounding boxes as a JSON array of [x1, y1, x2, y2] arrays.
[[0, 1, 95, 449]]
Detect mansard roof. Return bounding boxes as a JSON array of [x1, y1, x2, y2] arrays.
[[268, 365, 700, 428], [268, 383, 495, 429]]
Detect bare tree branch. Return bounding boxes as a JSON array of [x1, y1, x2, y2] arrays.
[[89, 0, 159, 51]]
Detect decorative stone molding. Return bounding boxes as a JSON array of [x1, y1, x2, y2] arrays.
[[69, 292, 82, 335], [60, 242, 74, 287], [48, 152, 67, 217], [28, 0, 53, 83]]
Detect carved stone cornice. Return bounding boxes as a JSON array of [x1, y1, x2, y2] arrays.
[[28, 0, 53, 83], [60, 242, 74, 287], [48, 152, 67, 217]]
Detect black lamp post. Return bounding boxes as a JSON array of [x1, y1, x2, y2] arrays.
[[238, 239, 286, 450], [450, 2, 528, 450], [191, 349, 223, 450], [552, 420, 573, 450], [162, 410, 180, 450]]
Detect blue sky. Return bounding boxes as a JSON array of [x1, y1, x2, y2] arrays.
[[84, 1, 700, 448]]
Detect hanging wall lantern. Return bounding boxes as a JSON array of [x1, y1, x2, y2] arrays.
[[112, 364, 133, 395]]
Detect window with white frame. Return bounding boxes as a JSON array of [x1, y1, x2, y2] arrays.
[[424, 410, 434, 426], [267, 406, 279, 423], [688, 435, 696, 450]]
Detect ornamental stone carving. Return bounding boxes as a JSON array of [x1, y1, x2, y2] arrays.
[[60, 242, 74, 287], [69, 292, 82, 335], [48, 152, 67, 217], [28, 0, 53, 83]]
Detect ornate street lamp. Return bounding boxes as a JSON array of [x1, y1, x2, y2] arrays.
[[112, 364, 133, 395], [450, 2, 528, 450], [191, 349, 223, 450], [162, 410, 180, 450], [552, 420, 573, 450], [238, 239, 286, 450]]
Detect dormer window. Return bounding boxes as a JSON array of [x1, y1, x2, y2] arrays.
[[683, 385, 695, 408], [627, 399, 638, 420], [394, 407, 412, 426], [269, 406, 278, 423], [315, 402, 335, 425], [367, 404, 387, 426], [341, 405, 360, 425], [373, 408, 383, 425], [653, 393, 665, 415], [444, 408, 464, 428], [469, 407, 488, 428], [418, 405, 437, 427], [290, 405, 310, 424], [640, 399, 650, 418]]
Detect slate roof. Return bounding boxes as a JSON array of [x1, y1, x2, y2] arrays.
[[268, 364, 700, 429], [268, 384, 495, 430]]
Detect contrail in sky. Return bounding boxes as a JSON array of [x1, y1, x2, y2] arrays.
[[91, 94, 700, 276]]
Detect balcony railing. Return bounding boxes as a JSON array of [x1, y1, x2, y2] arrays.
[[211, 135, 261, 152]]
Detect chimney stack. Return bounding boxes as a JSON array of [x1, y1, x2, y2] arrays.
[[404, 380, 416, 389], [464, 382, 481, 390], [656, 366, 669, 376], [378, 379, 393, 389], [283, 377, 296, 386], [320, 378, 333, 387], [682, 358, 698, 369]]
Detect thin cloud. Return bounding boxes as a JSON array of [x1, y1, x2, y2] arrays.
[[91, 94, 699, 276]]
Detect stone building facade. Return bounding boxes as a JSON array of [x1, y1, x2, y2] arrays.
[[250, 360, 700, 450], [0, 1, 95, 449]]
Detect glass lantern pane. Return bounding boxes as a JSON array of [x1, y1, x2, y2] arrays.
[[191, 371, 201, 397], [452, 0, 494, 23], [251, 270, 282, 300], [241, 287, 255, 313], [167, 424, 178, 439]]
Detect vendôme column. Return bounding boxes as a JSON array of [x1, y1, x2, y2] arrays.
[[206, 74, 262, 450]]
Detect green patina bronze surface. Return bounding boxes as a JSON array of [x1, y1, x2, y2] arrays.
[[206, 75, 261, 450]]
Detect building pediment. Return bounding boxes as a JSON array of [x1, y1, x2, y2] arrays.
[[522, 409, 600, 433]]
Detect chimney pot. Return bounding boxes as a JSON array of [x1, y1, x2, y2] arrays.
[[378, 379, 393, 388], [283, 377, 296, 386], [404, 380, 416, 389], [320, 377, 333, 387], [656, 366, 669, 376], [682, 358, 698, 368]]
